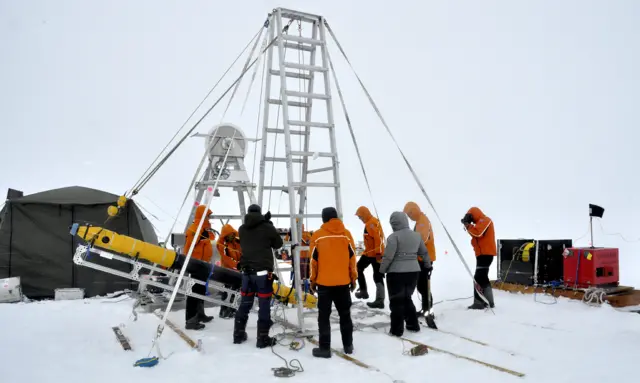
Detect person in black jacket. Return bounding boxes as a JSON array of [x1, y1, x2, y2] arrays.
[[233, 204, 284, 348]]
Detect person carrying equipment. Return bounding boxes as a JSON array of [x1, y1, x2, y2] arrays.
[[309, 207, 357, 358], [379, 211, 431, 337], [216, 224, 242, 319], [462, 207, 496, 310], [354, 206, 386, 309], [403, 202, 436, 317], [183, 204, 215, 330], [233, 204, 283, 348]]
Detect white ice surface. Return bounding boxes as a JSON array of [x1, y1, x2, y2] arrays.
[[0, 269, 638, 383]]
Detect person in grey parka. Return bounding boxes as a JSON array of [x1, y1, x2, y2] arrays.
[[379, 211, 432, 336]]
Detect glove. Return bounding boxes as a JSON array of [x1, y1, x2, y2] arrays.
[[291, 243, 298, 252], [264, 211, 272, 223], [350, 281, 357, 292], [310, 281, 317, 294], [425, 265, 433, 278], [376, 253, 383, 262]]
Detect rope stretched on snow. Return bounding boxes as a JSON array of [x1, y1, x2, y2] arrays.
[[324, 21, 491, 309]]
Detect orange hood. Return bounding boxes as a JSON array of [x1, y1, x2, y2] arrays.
[[194, 204, 213, 223], [467, 207, 486, 222], [355, 206, 373, 222], [403, 201, 422, 221], [219, 224, 238, 240], [321, 218, 347, 235]]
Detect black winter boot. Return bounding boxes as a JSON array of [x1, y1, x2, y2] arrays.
[[256, 334, 277, 348], [223, 306, 237, 319], [467, 288, 486, 310], [366, 282, 385, 309], [355, 289, 369, 300], [186, 316, 205, 330], [405, 322, 421, 332], [197, 302, 214, 323], [219, 305, 235, 319], [219, 305, 228, 319], [233, 331, 248, 344], [256, 321, 277, 349], [343, 344, 354, 354], [233, 317, 248, 344], [388, 329, 403, 337], [312, 347, 332, 358], [483, 285, 495, 308]]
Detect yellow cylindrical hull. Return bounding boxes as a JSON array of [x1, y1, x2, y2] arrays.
[[74, 225, 177, 268], [273, 282, 317, 309], [73, 224, 317, 309]]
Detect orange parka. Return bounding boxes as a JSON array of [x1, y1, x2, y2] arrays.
[[216, 224, 242, 270], [184, 205, 215, 263], [310, 218, 358, 287], [284, 223, 312, 259], [355, 206, 385, 259], [465, 207, 497, 257], [403, 202, 437, 262]]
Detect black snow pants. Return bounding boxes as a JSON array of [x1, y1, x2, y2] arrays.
[[357, 256, 384, 292], [317, 284, 353, 350], [473, 255, 494, 299], [386, 272, 420, 336], [416, 262, 433, 311], [234, 272, 273, 338], [185, 282, 206, 322]]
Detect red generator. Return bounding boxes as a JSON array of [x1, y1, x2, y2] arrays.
[[563, 247, 619, 288]]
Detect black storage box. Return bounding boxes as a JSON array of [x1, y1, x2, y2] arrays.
[[497, 238, 572, 286], [536, 239, 572, 284], [497, 239, 536, 285]]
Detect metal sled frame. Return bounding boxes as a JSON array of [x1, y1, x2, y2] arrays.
[[73, 244, 241, 309]]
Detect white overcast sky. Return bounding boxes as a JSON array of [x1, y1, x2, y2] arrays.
[[1, 0, 639, 286]]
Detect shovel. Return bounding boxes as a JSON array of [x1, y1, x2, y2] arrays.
[[424, 278, 438, 329]]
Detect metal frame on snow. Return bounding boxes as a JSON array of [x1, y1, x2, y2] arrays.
[[72, 245, 241, 309]]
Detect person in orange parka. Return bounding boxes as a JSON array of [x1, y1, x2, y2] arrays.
[[403, 202, 436, 316], [217, 224, 242, 269], [355, 206, 386, 309], [216, 224, 242, 319], [284, 219, 312, 288], [183, 204, 216, 330], [461, 206, 496, 310], [309, 207, 357, 357]]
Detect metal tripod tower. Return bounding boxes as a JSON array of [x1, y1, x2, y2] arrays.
[[188, 123, 258, 231], [258, 8, 343, 333]]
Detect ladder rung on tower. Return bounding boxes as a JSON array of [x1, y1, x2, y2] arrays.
[[258, 8, 343, 335]]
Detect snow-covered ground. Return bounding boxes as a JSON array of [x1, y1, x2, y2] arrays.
[[1, 267, 638, 383]]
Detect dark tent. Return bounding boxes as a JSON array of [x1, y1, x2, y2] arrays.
[[0, 186, 158, 299]]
